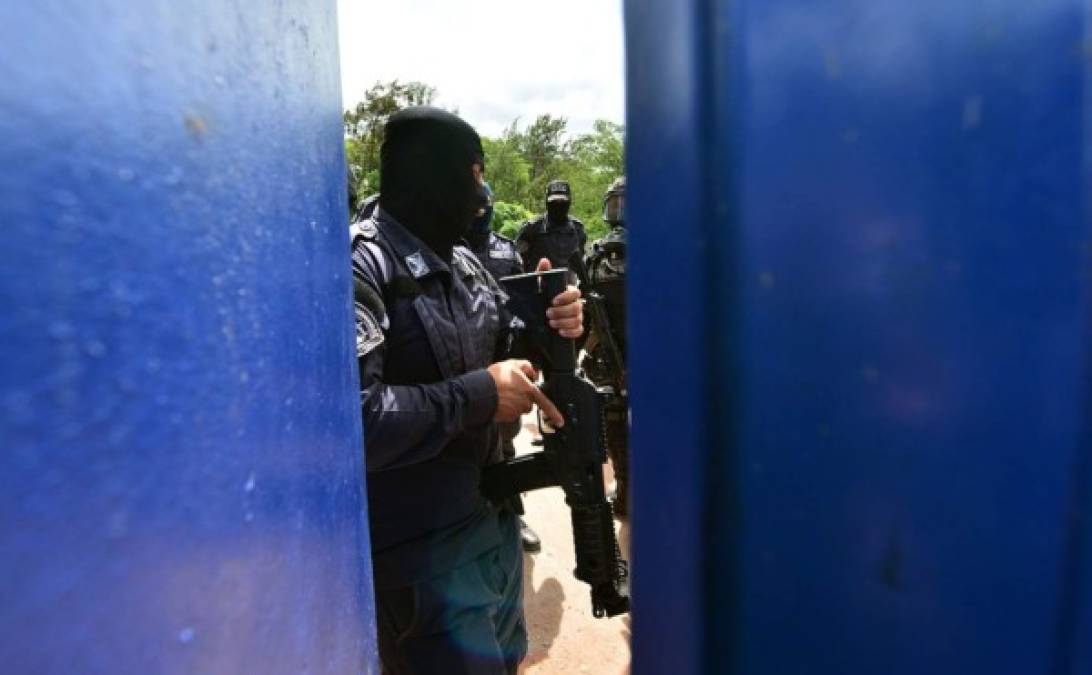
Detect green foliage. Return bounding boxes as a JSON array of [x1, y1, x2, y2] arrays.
[[343, 81, 625, 247], [516, 115, 568, 200], [492, 201, 533, 240], [482, 135, 531, 207]]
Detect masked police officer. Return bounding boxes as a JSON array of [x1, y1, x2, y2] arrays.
[[581, 176, 630, 517], [351, 107, 583, 674], [515, 180, 587, 273], [464, 182, 543, 553], [465, 183, 522, 280]]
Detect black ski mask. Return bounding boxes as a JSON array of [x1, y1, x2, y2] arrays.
[[379, 107, 488, 259], [546, 199, 570, 225], [467, 182, 495, 248]]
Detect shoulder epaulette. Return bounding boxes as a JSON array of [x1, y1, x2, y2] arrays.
[[349, 217, 379, 246], [516, 218, 539, 236]]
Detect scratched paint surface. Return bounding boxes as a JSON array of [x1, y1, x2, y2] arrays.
[[732, 3, 1089, 673], [627, 1, 1091, 673], [0, 2, 376, 672]]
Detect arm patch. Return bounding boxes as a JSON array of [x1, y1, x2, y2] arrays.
[[355, 301, 385, 358]]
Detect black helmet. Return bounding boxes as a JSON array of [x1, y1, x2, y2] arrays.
[[602, 176, 625, 226]]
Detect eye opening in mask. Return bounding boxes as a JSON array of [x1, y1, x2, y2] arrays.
[[475, 179, 494, 217]]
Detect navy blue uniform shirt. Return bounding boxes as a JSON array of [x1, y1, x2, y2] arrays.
[[352, 208, 524, 590]]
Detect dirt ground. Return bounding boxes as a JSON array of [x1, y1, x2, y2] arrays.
[[513, 418, 631, 675]]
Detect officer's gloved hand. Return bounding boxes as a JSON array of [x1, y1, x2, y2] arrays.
[[487, 360, 564, 427], [537, 258, 584, 340]]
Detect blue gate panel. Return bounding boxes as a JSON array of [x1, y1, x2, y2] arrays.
[[624, 3, 713, 674], [0, 2, 376, 673], [627, 1, 1091, 673]]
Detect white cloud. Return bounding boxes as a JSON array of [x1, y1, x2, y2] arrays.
[[336, 0, 625, 137]]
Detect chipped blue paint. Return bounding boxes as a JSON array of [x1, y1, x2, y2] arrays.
[[0, 2, 376, 672]]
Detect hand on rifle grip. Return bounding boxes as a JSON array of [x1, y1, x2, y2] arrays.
[[536, 258, 584, 339], [488, 359, 565, 427]]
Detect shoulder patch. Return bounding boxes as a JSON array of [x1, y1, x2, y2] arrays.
[[355, 301, 385, 358], [405, 251, 429, 278], [349, 217, 378, 244], [488, 238, 518, 261]]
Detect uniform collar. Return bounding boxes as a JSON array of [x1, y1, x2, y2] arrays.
[[374, 206, 452, 279]]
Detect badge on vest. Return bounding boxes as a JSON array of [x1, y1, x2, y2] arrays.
[[405, 251, 429, 278], [489, 249, 517, 260]]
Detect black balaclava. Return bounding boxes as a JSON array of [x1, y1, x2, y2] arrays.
[[466, 182, 495, 249], [546, 199, 570, 226], [379, 107, 487, 259]]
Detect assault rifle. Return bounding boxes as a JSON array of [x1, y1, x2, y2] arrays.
[[481, 269, 630, 618]]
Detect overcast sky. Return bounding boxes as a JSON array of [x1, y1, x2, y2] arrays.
[[337, 0, 625, 137]]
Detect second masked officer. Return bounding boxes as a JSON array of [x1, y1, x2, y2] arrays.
[[465, 183, 543, 552], [351, 107, 584, 674]]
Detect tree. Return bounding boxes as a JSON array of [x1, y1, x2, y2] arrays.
[[482, 133, 531, 208], [568, 120, 625, 179], [554, 120, 626, 241], [517, 115, 568, 180], [514, 115, 569, 203], [343, 80, 436, 139]]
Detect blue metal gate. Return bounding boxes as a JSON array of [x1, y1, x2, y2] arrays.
[[626, 1, 1091, 673], [0, 2, 376, 672], [4, 1, 1090, 673]]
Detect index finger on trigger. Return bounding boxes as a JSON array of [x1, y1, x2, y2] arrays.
[[529, 386, 564, 428], [516, 360, 538, 381]]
